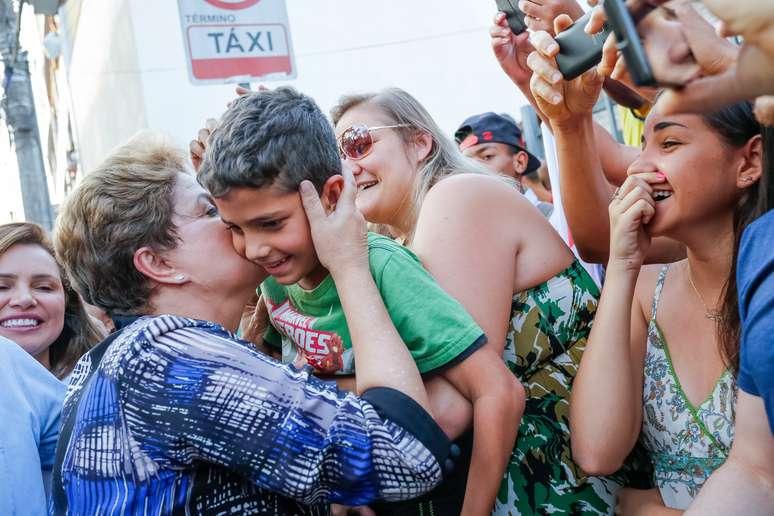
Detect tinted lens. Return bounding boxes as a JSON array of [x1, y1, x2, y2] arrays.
[[339, 125, 373, 160]]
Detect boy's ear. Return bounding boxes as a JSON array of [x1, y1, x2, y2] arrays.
[[320, 175, 345, 213]]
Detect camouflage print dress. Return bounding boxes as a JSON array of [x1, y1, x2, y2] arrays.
[[494, 261, 653, 515]]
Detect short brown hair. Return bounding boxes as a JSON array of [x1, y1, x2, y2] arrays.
[[0, 222, 102, 379], [55, 131, 185, 316]]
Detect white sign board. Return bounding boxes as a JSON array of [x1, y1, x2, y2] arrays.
[[177, 0, 297, 85]]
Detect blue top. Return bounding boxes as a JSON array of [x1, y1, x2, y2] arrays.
[[737, 210, 774, 435], [0, 336, 65, 516], [56, 315, 449, 515]]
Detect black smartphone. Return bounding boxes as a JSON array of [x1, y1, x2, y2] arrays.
[[495, 0, 528, 35], [555, 11, 612, 81], [603, 0, 656, 87]]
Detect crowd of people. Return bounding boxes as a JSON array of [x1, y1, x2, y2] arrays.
[[2, 0, 773, 514]]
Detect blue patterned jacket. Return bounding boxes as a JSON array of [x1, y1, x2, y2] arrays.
[[53, 315, 448, 515]]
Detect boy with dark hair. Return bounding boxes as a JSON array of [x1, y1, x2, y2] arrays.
[[198, 87, 523, 515]]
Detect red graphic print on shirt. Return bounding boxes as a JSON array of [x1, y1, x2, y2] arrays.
[[265, 298, 344, 373]]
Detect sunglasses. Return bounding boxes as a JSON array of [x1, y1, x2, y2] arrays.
[[337, 124, 410, 160]]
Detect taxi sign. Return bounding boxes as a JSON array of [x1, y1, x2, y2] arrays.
[[178, 0, 297, 85]]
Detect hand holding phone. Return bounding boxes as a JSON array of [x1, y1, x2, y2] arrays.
[[495, 0, 528, 35], [603, 0, 711, 88], [604, 0, 656, 86], [555, 11, 612, 81]]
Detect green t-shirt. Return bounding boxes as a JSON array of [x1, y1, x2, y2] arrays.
[[261, 233, 485, 375]]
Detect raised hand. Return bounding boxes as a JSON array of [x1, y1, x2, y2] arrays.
[[527, 14, 606, 125], [491, 11, 535, 85], [189, 118, 218, 172], [299, 167, 368, 276], [607, 174, 660, 272], [518, 0, 585, 34]]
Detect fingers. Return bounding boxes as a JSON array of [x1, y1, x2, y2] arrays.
[[299, 180, 326, 223], [527, 49, 563, 85], [517, 0, 541, 20], [553, 13, 574, 36], [197, 127, 211, 145], [530, 70, 563, 105], [597, 34, 619, 78], [611, 185, 656, 225], [585, 5, 607, 34], [617, 174, 657, 198], [490, 21, 513, 43], [336, 167, 359, 211], [754, 95, 774, 126], [656, 71, 744, 115], [189, 140, 205, 161], [530, 30, 560, 57], [493, 10, 508, 27], [228, 86, 253, 109], [330, 505, 347, 516], [525, 15, 552, 34], [205, 118, 218, 132]]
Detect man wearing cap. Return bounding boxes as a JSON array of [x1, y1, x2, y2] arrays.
[[455, 112, 553, 217]]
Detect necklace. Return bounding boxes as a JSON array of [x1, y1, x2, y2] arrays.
[[687, 270, 725, 322]]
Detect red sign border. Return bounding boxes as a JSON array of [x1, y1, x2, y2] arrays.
[[186, 22, 292, 80], [204, 0, 261, 10]]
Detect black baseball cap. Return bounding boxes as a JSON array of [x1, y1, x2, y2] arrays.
[[455, 112, 541, 173]]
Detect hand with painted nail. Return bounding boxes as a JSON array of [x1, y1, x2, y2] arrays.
[[527, 14, 605, 126], [607, 173, 663, 271]]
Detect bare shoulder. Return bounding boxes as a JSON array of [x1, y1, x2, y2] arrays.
[[423, 173, 532, 217], [634, 263, 671, 320]]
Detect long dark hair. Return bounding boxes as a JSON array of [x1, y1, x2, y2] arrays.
[[702, 103, 773, 372], [0, 223, 103, 379]]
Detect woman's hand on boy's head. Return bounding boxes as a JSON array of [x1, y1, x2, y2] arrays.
[[299, 168, 368, 277], [189, 118, 218, 172]]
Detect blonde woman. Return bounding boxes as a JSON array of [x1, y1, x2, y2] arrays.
[[330, 88, 632, 515]]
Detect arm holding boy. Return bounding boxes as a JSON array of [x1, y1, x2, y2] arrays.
[[365, 232, 525, 516]]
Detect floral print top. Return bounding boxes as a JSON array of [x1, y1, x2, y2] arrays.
[[641, 265, 736, 510]]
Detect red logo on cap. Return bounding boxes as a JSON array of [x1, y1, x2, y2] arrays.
[[483, 131, 493, 141], [459, 133, 479, 150]]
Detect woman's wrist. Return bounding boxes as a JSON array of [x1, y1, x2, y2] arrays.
[[328, 260, 372, 291], [605, 259, 643, 279], [552, 112, 594, 133]]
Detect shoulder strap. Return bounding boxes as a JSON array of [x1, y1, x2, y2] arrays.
[[51, 328, 125, 515], [650, 265, 671, 321]]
